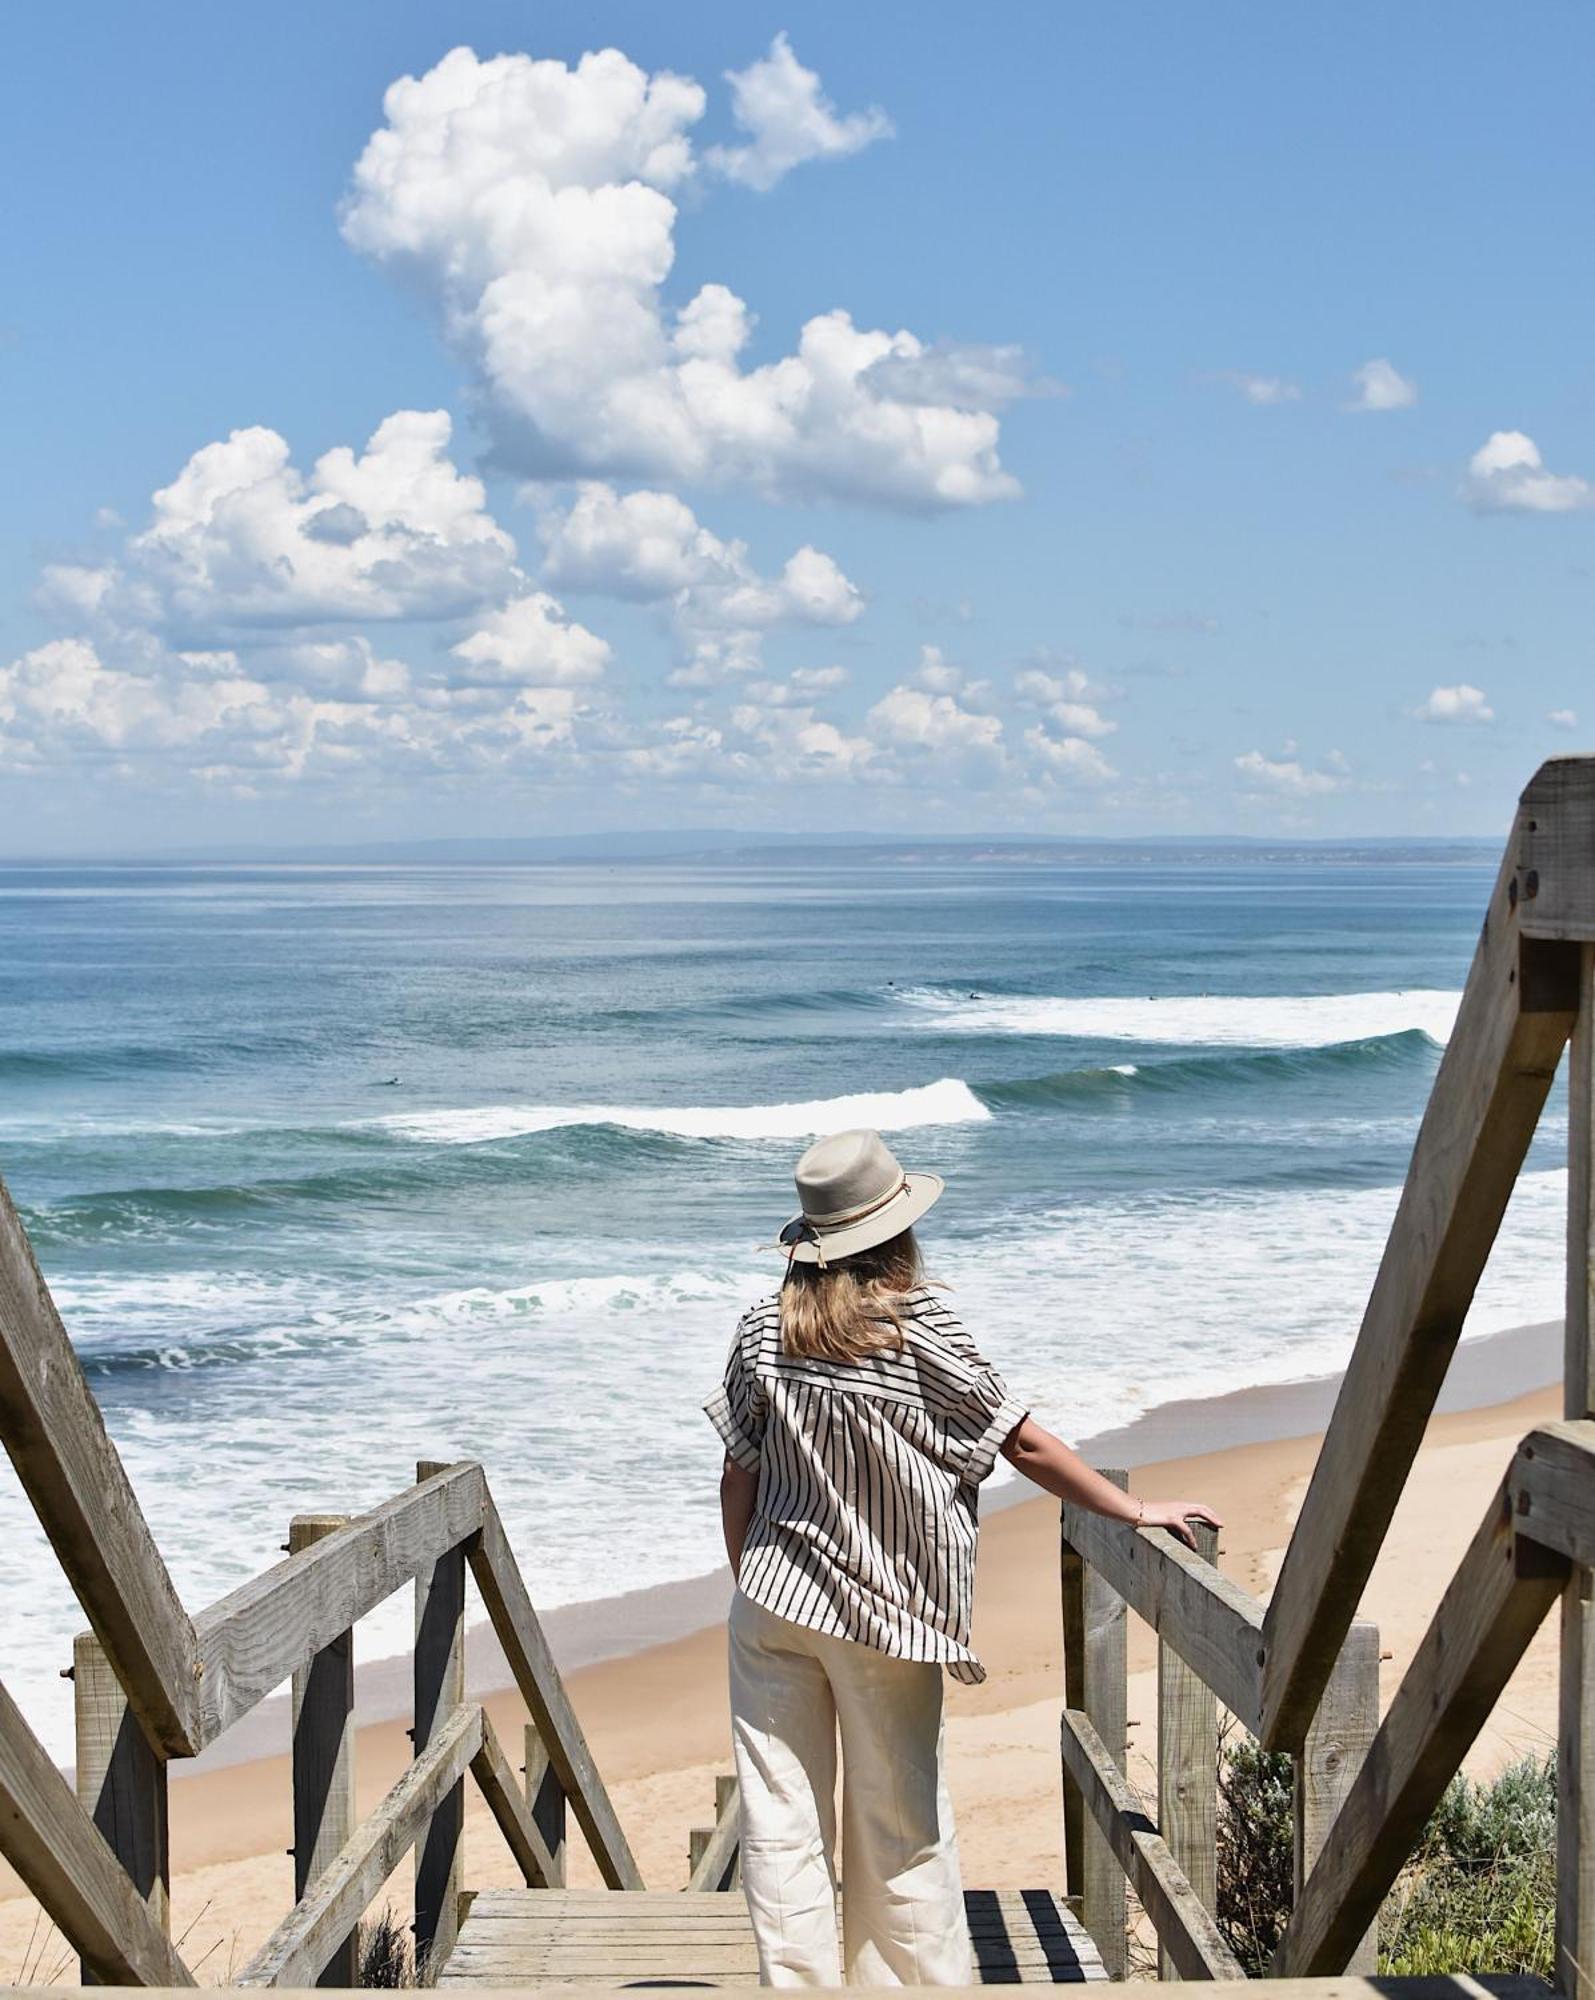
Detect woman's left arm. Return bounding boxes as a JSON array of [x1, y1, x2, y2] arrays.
[[719, 1455, 758, 1575], [1000, 1416, 1222, 1549]]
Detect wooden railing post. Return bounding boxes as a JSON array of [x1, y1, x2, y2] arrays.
[[414, 1461, 466, 1982], [289, 1514, 355, 1987], [1157, 1521, 1218, 1979], [1561, 943, 1595, 2000], [73, 1632, 169, 1984], [1293, 1618, 1381, 1975], [1062, 1470, 1128, 1978], [524, 1725, 566, 1887]]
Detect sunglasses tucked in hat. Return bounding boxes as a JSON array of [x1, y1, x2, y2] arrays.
[[777, 1128, 943, 1268]]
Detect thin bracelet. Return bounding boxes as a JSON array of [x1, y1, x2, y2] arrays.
[[1134, 1497, 1145, 1527]]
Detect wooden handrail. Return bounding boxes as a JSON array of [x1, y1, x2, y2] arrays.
[[192, 1462, 486, 1747], [0, 1176, 202, 1757], [1261, 768, 1593, 1750], [685, 1777, 741, 1893], [1060, 1500, 1267, 1736], [1061, 1709, 1245, 1981], [471, 1710, 561, 1889], [468, 1494, 645, 1891], [1508, 1418, 1595, 1566], [0, 1675, 194, 1987], [238, 1701, 485, 1988], [1275, 1472, 1569, 1976]]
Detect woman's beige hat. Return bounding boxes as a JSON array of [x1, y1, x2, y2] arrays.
[[778, 1128, 943, 1268]]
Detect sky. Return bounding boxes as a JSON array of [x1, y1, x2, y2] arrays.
[[1, 2, 1591, 851]]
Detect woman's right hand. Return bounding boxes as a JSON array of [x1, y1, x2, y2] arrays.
[[1138, 1499, 1223, 1549]]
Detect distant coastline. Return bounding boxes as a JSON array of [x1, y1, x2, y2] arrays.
[[0, 833, 1503, 867]]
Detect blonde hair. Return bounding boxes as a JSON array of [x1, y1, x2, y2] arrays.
[[779, 1229, 923, 1363]]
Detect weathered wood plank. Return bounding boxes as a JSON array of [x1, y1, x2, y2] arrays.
[[1509, 1420, 1595, 1567], [685, 1775, 740, 1892], [470, 1710, 559, 1888], [415, 1461, 467, 1982], [1159, 1520, 1219, 1980], [288, 1515, 355, 1989], [523, 1725, 566, 1888], [1060, 1709, 1246, 1981], [1560, 949, 1595, 2000], [1295, 1620, 1380, 1977], [1075, 1470, 1128, 1978], [75, 1630, 170, 1986], [0, 1673, 194, 1986], [466, 1494, 643, 1890], [1060, 1519, 1087, 1910], [0, 1175, 201, 1755], [237, 1702, 484, 1989], [1276, 1481, 1567, 1975], [1262, 812, 1581, 1749], [1518, 758, 1595, 942], [1061, 1498, 1266, 1735], [193, 1462, 485, 1747]]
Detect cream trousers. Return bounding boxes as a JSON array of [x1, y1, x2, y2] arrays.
[[728, 1591, 974, 1987]]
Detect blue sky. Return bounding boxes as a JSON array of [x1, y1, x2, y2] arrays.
[[2, 2, 1590, 850]]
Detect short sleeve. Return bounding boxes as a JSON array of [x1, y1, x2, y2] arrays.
[[940, 1368, 1029, 1489], [911, 1299, 1028, 1488], [703, 1320, 766, 1473]]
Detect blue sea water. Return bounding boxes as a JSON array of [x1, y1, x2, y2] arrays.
[[0, 855, 1570, 1755]]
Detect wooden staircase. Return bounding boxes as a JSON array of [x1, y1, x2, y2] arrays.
[[440, 1887, 1107, 1987], [2, 756, 1595, 1992]]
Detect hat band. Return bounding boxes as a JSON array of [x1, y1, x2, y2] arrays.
[[803, 1177, 910, 1232]]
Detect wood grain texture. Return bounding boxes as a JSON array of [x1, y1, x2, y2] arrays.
[[0, 1174, 200, 1755], [684, 1776, 740, 1893], [1509, 1420, 1595, 1567], [1517, 758, 1595, 942], [0, 1673, 193, 1986], [523, 1726, 566, 1889], [1560, 949, 1595, 2000], [1076, 1469, 1128, 1979], [193, 1462, 485, 1747], [470, 1711, 558, 1889], [414, 1461, 467, 1983], [1060, 1499, 1266, 1736], [74, 1632, 169, 1941], [1059, 1521, 1087, 1911], [1263, 814, 1581, 1750], [440, 1886, 1108, 1986], [1276, 1482, 1566, 1975], [237, 1702, 484, 1989], [1295, 1621, 1380, 1978], [467, 1495, 643, 1890], [288, 1515, 355, 1989], [1158, 1521, 1219, 1980], [1060, 1709, 1245, 1981]]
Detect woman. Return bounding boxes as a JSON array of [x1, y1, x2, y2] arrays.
[[705, 1128, 1222, 1988]]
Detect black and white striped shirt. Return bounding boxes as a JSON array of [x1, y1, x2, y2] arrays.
[[704, 1286, 1028, 1684]]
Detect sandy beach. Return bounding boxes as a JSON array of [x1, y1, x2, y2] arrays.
[[0, 1320, 1565, 1985]]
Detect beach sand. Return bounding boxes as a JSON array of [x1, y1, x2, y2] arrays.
[[0, 1322, 1565, 1985]]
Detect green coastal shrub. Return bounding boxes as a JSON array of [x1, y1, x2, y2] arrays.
[[1213, 1739, 1555, 1981], [1379, 1754, 1555, 1978]]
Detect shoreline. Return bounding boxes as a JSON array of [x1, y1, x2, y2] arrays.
[[0, 1317, 1565, 1974], [182, 1315, 1564, 1779]]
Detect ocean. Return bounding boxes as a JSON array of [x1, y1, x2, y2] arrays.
[[0, 853, 1569, 1759]]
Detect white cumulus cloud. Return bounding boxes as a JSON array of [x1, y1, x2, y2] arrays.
[[866, 683, 1004, 757], [1412, 684, 1495, 725], [1548, 708, 1579, 731], [1345, 358, 1417, 412], [1464, 432, 1593, 514], [1234, 749, 1345, 796], [706, 33, 891, 191], [1014, 664, 1117, 739], [341, 45, 1017, 509]]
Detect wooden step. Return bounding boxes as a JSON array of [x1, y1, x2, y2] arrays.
[[440, 1885, 1108, 1986]]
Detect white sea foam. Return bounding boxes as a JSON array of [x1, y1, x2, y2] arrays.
[[899, 987, 1462, 1048], [374, 1076, 991, 1146]]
